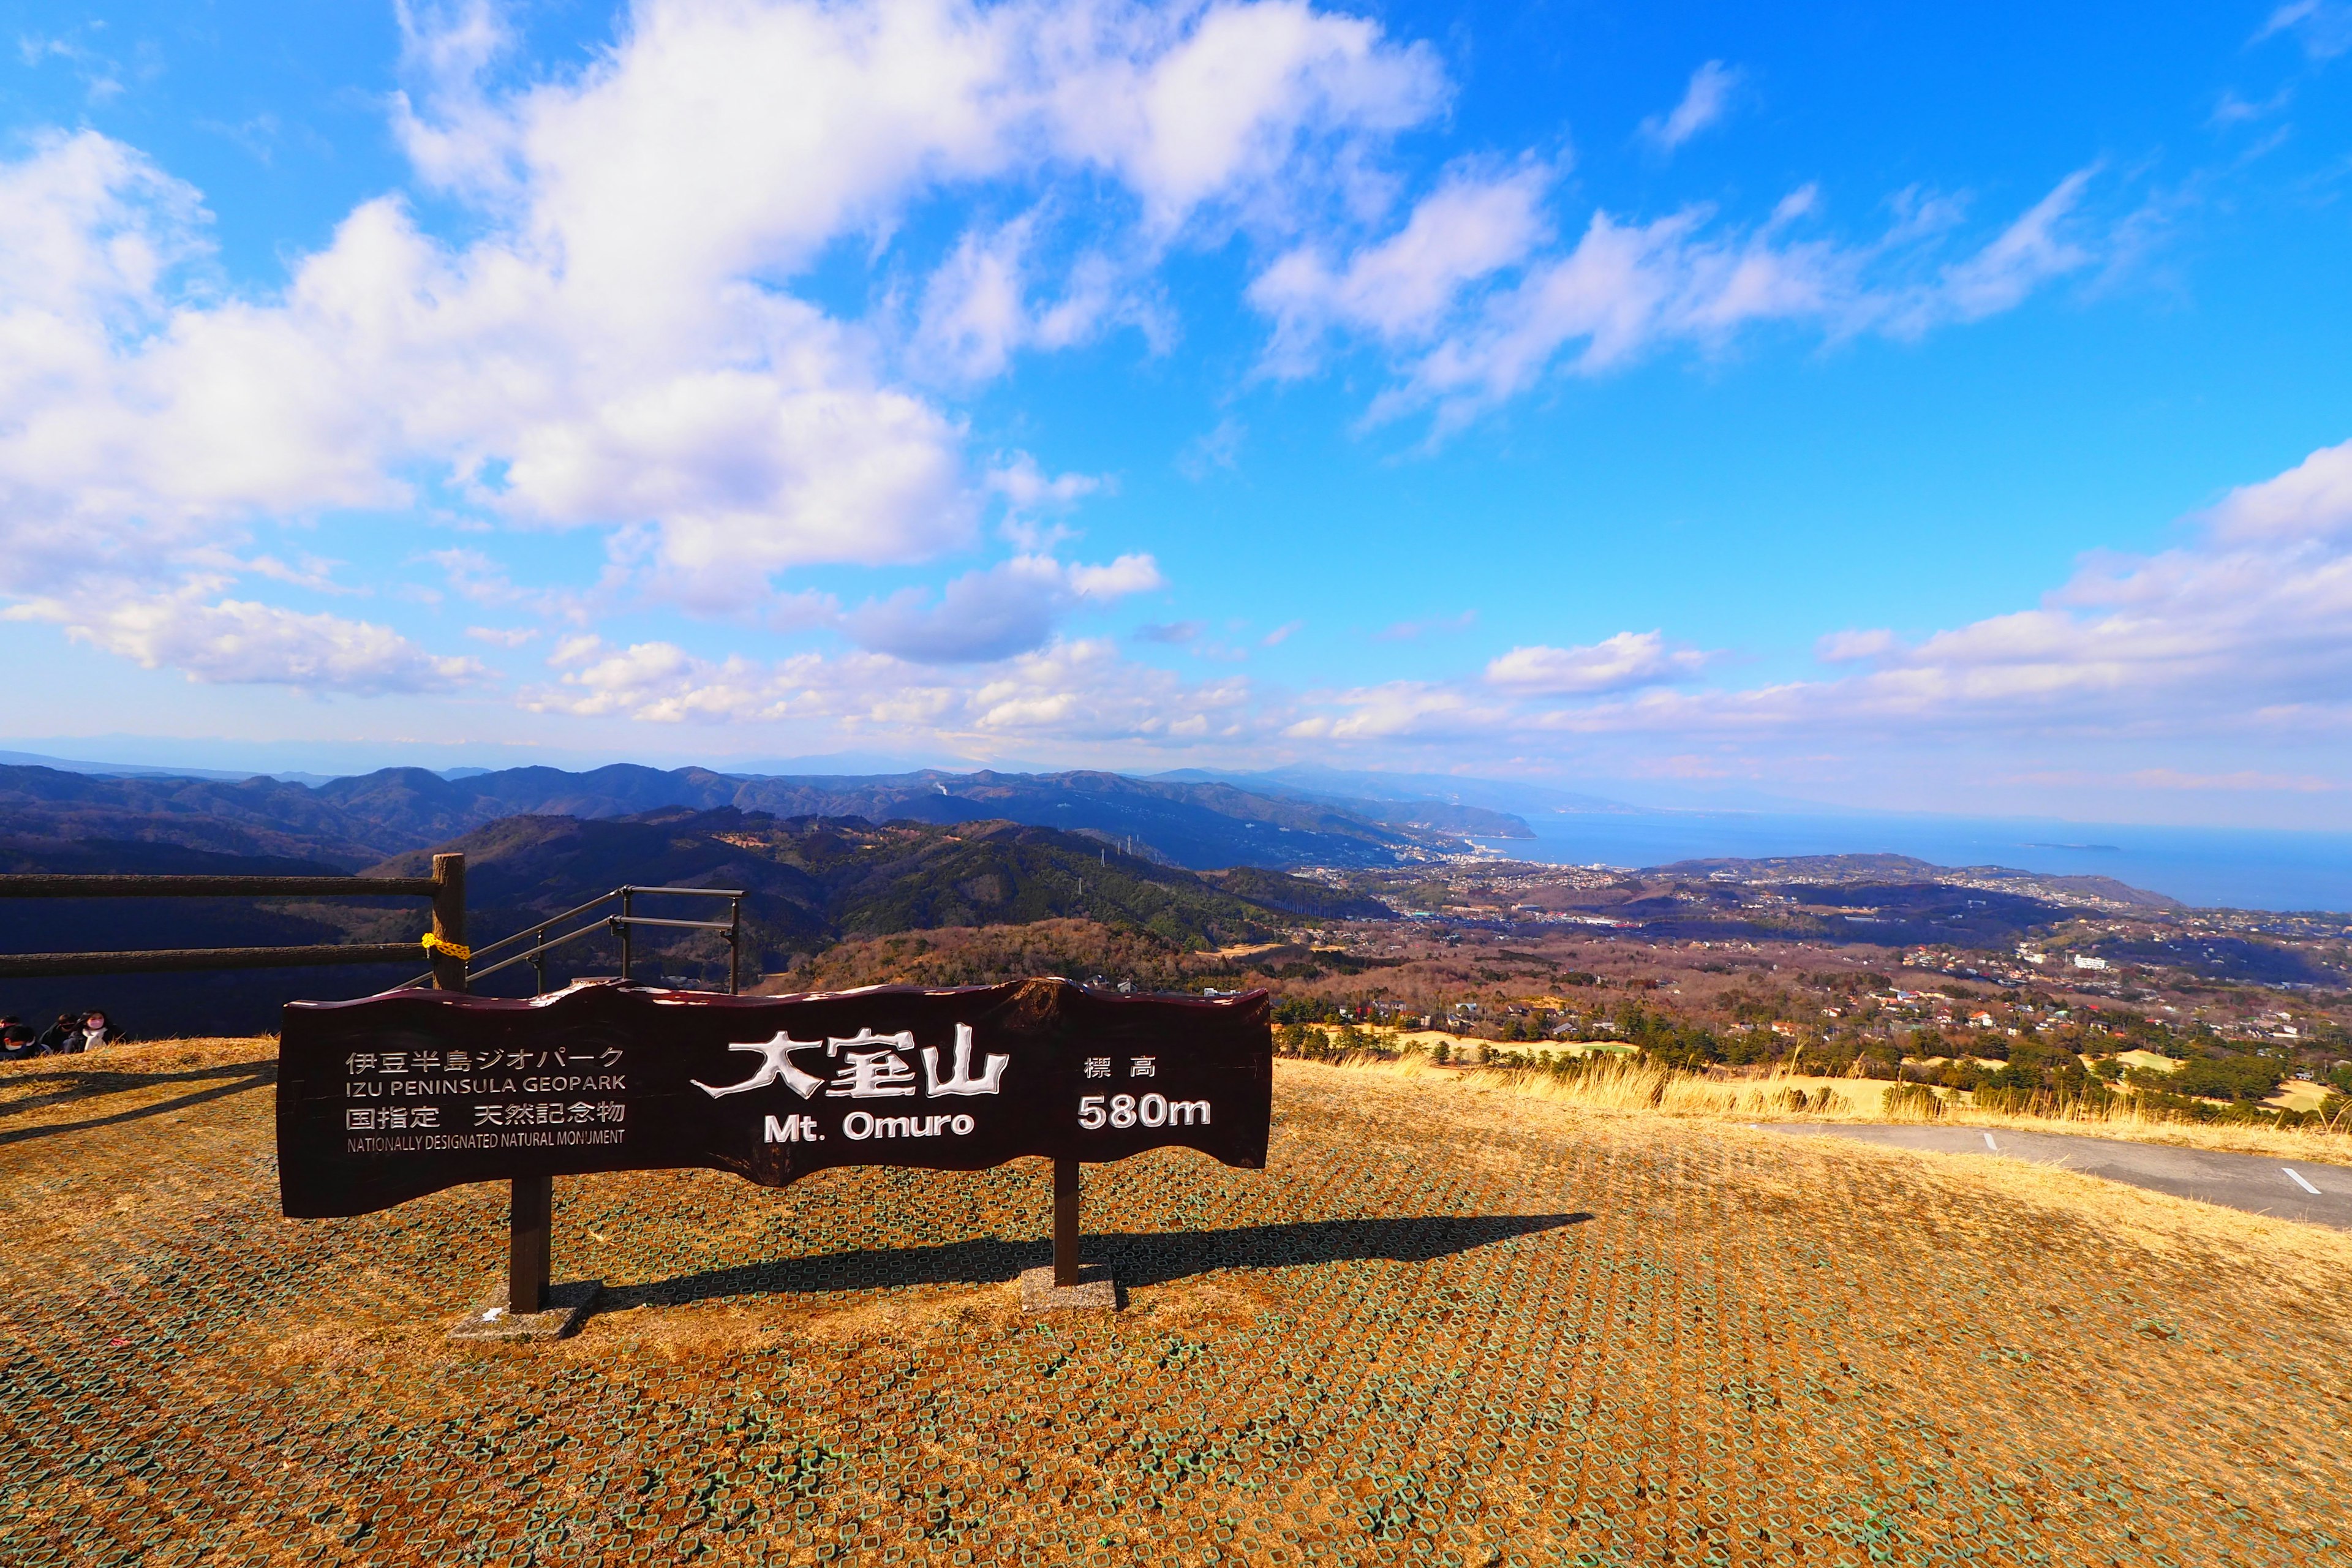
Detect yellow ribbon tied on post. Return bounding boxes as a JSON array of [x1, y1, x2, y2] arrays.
[[421, 933, 473, 962]]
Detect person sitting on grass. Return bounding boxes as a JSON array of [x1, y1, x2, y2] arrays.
[[0, 1018, 32, 1060], [35, 1012, 83, 1054], [80, 1011, 112, 1049]]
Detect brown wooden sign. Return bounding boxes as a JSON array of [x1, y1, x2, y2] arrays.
[[277, 977, 1272, 1218]]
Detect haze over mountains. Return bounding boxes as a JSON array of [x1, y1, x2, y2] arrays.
[[0, 759, 1531, 873]]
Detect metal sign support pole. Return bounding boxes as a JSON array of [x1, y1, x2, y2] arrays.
[[1054, 1157, 1080, 1287], [619, 888, 633, 982], [728, 897, 742, 995]]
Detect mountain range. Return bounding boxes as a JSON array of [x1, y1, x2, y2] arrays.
[[0, 761, 1530, 872], [0, 803, 1385, 1034]]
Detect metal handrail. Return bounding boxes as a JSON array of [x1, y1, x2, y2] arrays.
[[456, 889, 625, 960], [394, 884, 747, 995], [465, 921, 608, 984]]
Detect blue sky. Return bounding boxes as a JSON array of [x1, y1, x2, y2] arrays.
[[3, 0, 2351, 823]]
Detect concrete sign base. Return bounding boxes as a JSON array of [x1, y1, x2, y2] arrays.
[[448, 1280, 601, 1341], [1019, 1264, 1118, 1313]]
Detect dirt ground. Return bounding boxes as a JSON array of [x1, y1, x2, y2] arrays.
[[4, 1040, 2350, 1566]]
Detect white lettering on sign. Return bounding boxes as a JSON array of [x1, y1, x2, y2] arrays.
[[696, 1025, 1008, 1102], [693, 1034, 826, 1099], [840, 1110, 978, 1140], [920, 1024, 1010, 1096], [470, 1101, 626, 1128], [345, 1106, 443, 1132], [826, 1033, 921, 1098], [763, 1114, 821, 1143], [1080, 1093, 1208, 1130]]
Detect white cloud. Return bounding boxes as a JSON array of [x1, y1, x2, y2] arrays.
[[1892, 169, 2096, 333], [1374, 609, 1478, 642], [2210, 86, 2294, 128], [1250, 162, 1552, 371], [1283, 680, 1504, 742], [2255, 1, 2352, 59], [412, 431, 2352, 822], [1520, 436, 2352, 744], [2204, 437, 2352, 543], [1041, 0, 1447, 232], [1484, 631, 1706, 695], [423, 548, 597, 624], [0, 0, 1444, 679], [843, 552, 1164, 662], [1243, 133, 2103, 437], [529, 631, 1254, 747], [910, 218, 1129, 382], [1177, 415, 1246, 478], [914, 218, 1041, 382], [1638, 61, 1743, 153], [18, 586, 483, 694], [988, 451, 1102, 509], [1814, 628, 1898, 663]]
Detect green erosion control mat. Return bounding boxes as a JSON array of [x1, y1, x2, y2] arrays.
[[3, 1044, 2348, 1566]]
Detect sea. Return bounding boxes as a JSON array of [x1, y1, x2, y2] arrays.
[[1473, 812, 2352, 915]]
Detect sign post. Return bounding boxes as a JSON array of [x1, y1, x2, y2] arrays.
[[423, 850, 556, 1319], [277, 977, 1272, 1332], [1055, 1156, 1081, 1287]]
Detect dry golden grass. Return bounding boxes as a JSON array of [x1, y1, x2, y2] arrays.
[[1338, 1048, 2352, 1163], [1382, 1028, 1635, 1058], [9, 1039, 2352, 1564]]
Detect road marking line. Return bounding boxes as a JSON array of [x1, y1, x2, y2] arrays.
[[2283, 1167, 2321, 1195], [1983, 1133, 1998, 1152]]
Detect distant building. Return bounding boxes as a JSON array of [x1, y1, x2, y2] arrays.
[[2070, 954, 2110, 971]]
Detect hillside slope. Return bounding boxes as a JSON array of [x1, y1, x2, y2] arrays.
[[0, 810, 1318, 1031], [358, 809, 1292, 992]]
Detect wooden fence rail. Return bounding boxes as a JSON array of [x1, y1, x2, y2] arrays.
[[0, 855, 467, 988], [0, 875, 440, 899]]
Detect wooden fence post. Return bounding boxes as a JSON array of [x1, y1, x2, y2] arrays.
[[428, 854, 467, 993]]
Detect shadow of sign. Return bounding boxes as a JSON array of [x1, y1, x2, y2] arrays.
[[0, 1058, 276, 1147], [603, 1210, 1593, 1309]]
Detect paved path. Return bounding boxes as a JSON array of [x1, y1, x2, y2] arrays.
[[1759, 1123, 2352, 1230]]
